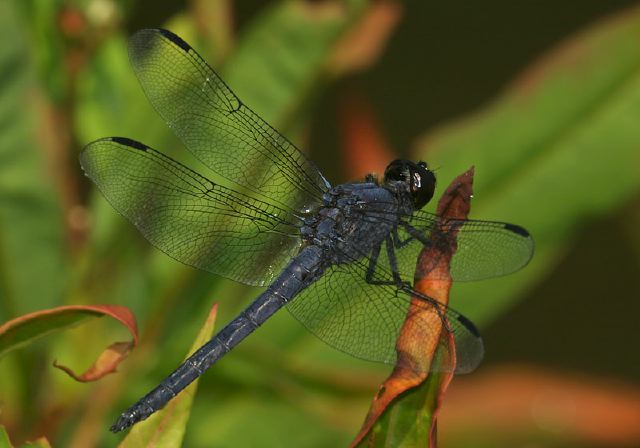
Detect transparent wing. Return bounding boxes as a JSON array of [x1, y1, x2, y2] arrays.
[[287, 204, 533, 373], [359, 208, 534, 283], [80, 137, 302, 287], [128, 28, 330, 213], [287, 254, 484, 374], [403, 210, 534, 281]]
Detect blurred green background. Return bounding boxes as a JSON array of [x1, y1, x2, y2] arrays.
[[1, 0, 639, 447]]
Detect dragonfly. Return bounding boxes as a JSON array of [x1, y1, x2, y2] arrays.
[[79, 29, 534, 432]]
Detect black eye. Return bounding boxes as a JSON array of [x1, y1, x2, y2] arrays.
[[383, 159, 436, 210], [383, 159, 409, 182], [411, 162, 436, 209]]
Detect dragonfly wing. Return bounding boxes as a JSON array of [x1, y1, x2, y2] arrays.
[[287, 254, 483, 374], [80, 137, 302, 287], [128, 28, 330, 213], [358, 209, 534, 284]]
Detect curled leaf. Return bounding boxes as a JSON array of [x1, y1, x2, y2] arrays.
[[0, 304, 138, 382], [53, 341, 133, 382], [352, 168, 475, 447]]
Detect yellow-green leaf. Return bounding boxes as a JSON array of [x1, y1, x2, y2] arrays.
[[415, 5, 640, 325], [118, 304, 218, 447]]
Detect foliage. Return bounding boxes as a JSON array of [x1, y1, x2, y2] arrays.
[[0, 1, 638, 447]]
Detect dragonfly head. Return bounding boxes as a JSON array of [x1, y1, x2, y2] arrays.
[[383, 159, 436, 210]]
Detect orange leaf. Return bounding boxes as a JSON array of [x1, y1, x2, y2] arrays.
[[351, 168, 475, 447], [53, 341, 133, 382]]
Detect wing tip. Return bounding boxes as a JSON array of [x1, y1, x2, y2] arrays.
[[130, 28, 192, 59], [79, 137, 149, 177], [453, 314, 485, 375], [157, 28, 192, 52], [109, 136, 149, 151], [456, 313, 481, 338], [80, 136, 148, 157], [503, 222, 530, 238]]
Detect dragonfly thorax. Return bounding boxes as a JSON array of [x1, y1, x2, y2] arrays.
[[301, 182, 402, 264]]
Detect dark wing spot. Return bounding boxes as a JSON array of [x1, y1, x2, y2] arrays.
[[457, 314, 481, 338], [504, 223, 530, 238], [158, 28, 191, 52], [110, 137, 148, 151]]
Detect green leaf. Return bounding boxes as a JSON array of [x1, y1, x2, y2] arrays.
[[0, 0, 66, 319], [225, 0, 366, 126], [364, 370, 446, 447], [13, 0, 67, 103], [186, 396, 348, 447], [415, 5, 640, 325], [0, 426, 12, 448], [118, 304, 218, 447]]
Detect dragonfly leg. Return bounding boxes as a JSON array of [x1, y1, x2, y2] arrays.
[[384, 236, 407, 287], [392, 226, 414, 248], [364, 238, 411, 291], [399, 222, 431, 245], [364, 243, 396, 286]]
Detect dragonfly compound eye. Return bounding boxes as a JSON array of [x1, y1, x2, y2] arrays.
[[383, 159, 410, 183], [409, 161, 436, 210], [384, 159, 436, 210]]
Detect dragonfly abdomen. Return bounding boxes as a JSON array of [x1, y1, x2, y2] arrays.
[[110, 246, 325, 432]]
